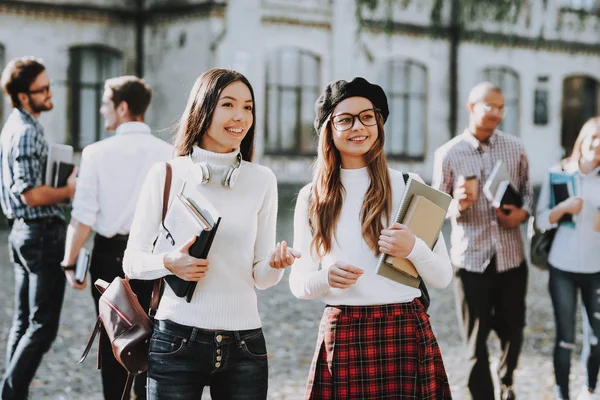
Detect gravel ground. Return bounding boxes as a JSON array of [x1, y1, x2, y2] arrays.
[[0, 191, 589, 399]]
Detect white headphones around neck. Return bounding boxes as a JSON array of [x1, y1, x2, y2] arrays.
[[192, 153, 243, 188]]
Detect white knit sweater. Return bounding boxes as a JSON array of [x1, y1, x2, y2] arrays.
[[289, 167, 453, 306], [123, 146, 283, 330]]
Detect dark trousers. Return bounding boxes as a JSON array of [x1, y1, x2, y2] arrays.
[[147, 319, 269, 400], [549, 266, 600, 399], [455, 257, 528, 400], [1, 217, 67, 400], [90, 234, 154, 400]]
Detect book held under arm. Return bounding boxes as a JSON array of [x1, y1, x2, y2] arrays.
[[153, 181, 221, 302], [375, 177, 452, 288], [45, 143, 73, 186], [549, 170, 578, 227], [74, 248, 90, 284]]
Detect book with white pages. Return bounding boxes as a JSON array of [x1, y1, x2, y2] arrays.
[[483, 160, 511, 202], [45, 143, 73, 186], [154, 181, 221, 302]]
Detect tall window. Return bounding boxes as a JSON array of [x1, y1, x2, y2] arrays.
[[379, 59, 427, 158], [481, 67, 520, 135], [0, 44, 5, 122], [69, 46, 122, 149], [265, 48, 320, 154]]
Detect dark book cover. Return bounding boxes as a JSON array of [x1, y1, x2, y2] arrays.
[[53, 161, 75, 187], [493, 180, 523, 215], [163, 218, 221, 302], [551, 182, 573, 224]]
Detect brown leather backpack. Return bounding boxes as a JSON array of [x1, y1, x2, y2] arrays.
[[78, 163, 171, 400]]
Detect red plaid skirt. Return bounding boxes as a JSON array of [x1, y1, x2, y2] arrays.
[[305, 301, 452, 399]]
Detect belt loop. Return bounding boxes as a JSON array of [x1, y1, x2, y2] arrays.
[[234, 330, 242, 348], [188, 327, 198, 347]]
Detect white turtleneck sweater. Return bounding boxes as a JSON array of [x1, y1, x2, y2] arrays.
[[123, 146, 283, 330], [289, 167, 453, 305]]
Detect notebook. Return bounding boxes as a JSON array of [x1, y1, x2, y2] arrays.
[[52, 161, 75, 187], [74, 248, 90, 285], [386, 195, 447, 282], [45, 144, 73, 186], [483, 160, 511, 203], [154, 181, 221, 302], [491, 180, 523, 214], [549, 171, 578, 227], [375, 177, 452, 288]]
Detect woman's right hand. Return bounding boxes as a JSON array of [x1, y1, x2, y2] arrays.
[[328, 262, 363, 289], [163, 236, 209, 281], [561, 196, 584, 215]]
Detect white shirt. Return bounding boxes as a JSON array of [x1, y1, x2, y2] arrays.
[[536, 161, 600, 273], [122, 147, 283, 330], [289, 167, 453, 306], [71, 122, 173, 237]]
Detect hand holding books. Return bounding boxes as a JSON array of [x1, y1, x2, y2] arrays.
[[163, 236, 210, 281], [378, 222, 416, 259]]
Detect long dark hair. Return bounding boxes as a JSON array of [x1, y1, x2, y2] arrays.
[[174, 68, 256, 161]]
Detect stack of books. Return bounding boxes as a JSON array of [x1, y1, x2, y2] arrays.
[[154, 182, 221, 302], [483, 160, 523, 214], [375, 178, 451, 288]]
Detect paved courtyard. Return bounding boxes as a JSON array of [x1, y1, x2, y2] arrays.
[[0, 200, 589, 399]]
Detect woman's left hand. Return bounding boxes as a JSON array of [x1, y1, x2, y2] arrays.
[[378, 223, 416, 259], [269, 240, 301, 269]]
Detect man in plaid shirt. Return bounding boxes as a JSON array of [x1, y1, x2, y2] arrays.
[[0, 57, 77, 399], [432, 82, 533, 400]]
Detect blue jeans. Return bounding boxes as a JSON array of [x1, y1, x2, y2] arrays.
[[147, 319, 269, 400], [549, 266, 600, 399], [1, 217, 66, 400]]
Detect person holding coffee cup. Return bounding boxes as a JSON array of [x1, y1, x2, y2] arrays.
[[536, 117, 600, 400], [432, 81, 533, 400]]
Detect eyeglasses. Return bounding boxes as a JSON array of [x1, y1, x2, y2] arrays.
[[331, 109, 378, 131], [28, 84, 51, 96], [477, 102, 505, 115]]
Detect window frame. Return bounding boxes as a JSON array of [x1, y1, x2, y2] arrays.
[[0, 44, 5, 123], [264, 47, 321, 156], [68, 45, 123, 150], [379, 58, 428, 161], [481, 66, 520, 136]]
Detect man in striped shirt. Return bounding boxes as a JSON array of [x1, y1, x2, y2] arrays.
[[0, 57, 77, 399], [432, 82, 533, 400]]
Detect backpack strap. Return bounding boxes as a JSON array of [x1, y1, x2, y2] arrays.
[[78, 316, 103, 366], [121, 373, 135, 400]]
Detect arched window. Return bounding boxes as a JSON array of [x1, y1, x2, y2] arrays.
[[265, 48, 320, 154], [481, 67, 520, 135], [69, 46, 122, 149], [379, 59, 427, 158]]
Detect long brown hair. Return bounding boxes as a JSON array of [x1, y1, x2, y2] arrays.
[[308, 112, 392, 258], [173, 68, 256, 161], [565, 116, 600, 167]]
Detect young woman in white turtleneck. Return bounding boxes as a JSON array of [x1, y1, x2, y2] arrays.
[[122, 69, 299, 400]]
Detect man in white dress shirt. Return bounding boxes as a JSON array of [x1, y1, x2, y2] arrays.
[[61, 76, 172, 400]]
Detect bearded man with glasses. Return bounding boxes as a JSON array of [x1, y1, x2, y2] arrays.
[[0, 56, 77, 399]]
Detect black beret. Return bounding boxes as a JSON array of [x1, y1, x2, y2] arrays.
[[314, 77, 389, 133]]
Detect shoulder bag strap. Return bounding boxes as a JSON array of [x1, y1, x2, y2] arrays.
[[149, 162, 171, 319]]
